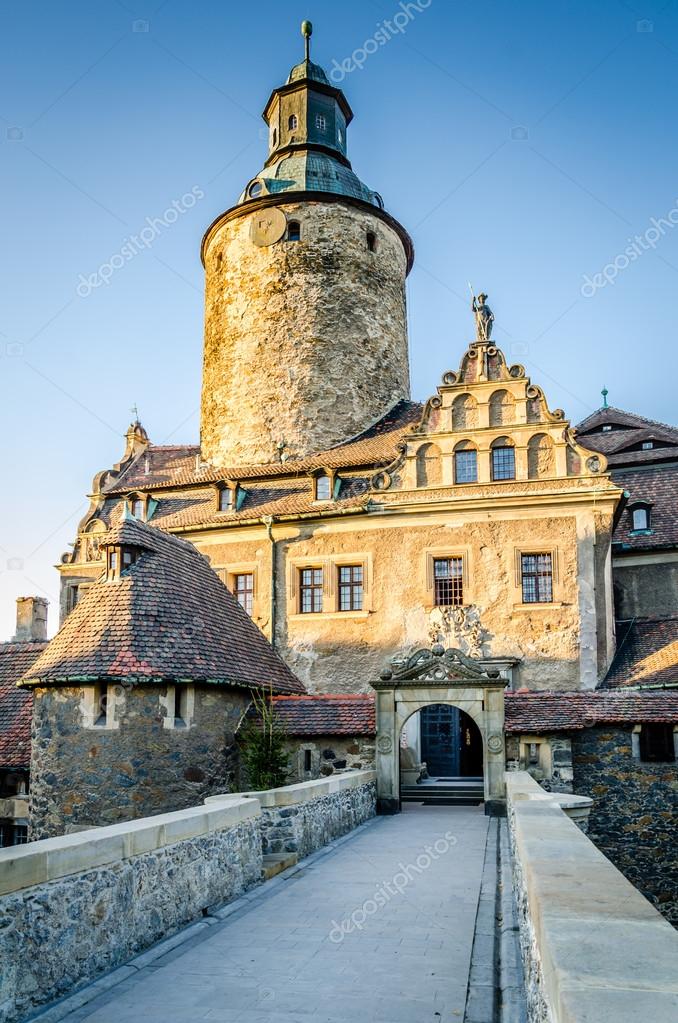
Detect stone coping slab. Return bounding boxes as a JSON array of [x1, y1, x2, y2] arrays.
[[0, 796, 258, 896], [205, 768, 376, 808], [506, 771, 678, 1022]]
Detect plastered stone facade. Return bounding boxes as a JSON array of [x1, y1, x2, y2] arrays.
[[29, 685, 250, 838], [284, 736, 376, 782], [200, 200, 410, 466], [194, 508, 611, 695]]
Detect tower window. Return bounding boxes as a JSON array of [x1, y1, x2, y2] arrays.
[[366, 231, 377, 252], [287, 221, 301, 242], [337, 127, 343, 145], [288, 114, 298, 130], [299, 567, 323, 613], [315, 113, 326, 132], [315, 474, 331, 500], [248, 180, 263, 199], [433, 557, 464, 607], [521, 553, 553, 603], [272, 128, 277, 146], [234, 572, 254, 616]]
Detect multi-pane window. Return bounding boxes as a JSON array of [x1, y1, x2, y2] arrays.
[[315, 113, 326, 131], [234, 573, 254, 616], [131, 498, 144, 519], [433, 557, 464, 607], [288, 114, 298, 130], [492, 445, 515, 480], [521, 553, 553, 603], [219, 488, 233, 512], [454, 448, 478, 484], [338, 565, 363, 611], [299, 567, 323, 613]]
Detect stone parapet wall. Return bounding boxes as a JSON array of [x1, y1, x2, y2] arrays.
[[0, 770, 376, 1023], [506, 771, 678, 1023]]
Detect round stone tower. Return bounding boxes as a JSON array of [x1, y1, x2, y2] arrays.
[[200, 23, 414, 467]]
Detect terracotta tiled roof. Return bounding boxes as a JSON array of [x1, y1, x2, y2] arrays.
[[609, 464, 678, 550], [105, 401, 422, 495], [576, 406, 678, 468], [602, 618, 678, 689], [21, 519, 304, 695], [271, 694, 376, 736], [0, 641, 46, 767], [505, 690, 678, 731]]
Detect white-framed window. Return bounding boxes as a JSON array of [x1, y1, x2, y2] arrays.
[[315, 113, 326, 131], [520, 553, 554, 603], [630, 505, 651, 531], [315, 474, 332, 501]]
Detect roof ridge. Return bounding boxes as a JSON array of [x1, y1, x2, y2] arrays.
[[577, 405, 678, 435]]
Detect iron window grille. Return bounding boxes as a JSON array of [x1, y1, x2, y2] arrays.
[[455, 449, 478, 484], [492, 445, 515, 481], [299, 567, 323, 613], [338, 565, 363, 611], [433, 557, 464, 606], [234, 573, 254, 616], [521, 553, 553, 603]]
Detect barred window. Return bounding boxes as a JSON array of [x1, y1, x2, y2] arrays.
[[454, 448, 477, 484], [433, 557, 463, 607], [299, 567, 323, 613], [521, 553, 553, 603], [492, 445, 515, 481], [338, 565, 363, 611], [234, 573, 254, 616]]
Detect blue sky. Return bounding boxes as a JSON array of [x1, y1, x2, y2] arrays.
[[1, 0, 677, 638]]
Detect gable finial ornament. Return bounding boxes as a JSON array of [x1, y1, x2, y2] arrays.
[[468, 283, 494, 343], [601, 386, 609, 409]]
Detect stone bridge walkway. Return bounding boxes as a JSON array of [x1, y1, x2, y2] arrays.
[[59, 805, 492, 1023]]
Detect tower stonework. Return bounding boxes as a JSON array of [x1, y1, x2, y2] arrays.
[[199, 33, 413, 467]]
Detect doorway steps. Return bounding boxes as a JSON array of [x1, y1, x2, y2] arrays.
[[401, 777, 484, 806]]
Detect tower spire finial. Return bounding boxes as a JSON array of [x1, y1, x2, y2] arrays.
[[601, 386, 609, 409], [301, 19, 312, 62]]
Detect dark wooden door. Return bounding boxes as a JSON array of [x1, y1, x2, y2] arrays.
[[459, 710, 483, 776], [421, 704, 459, 776]]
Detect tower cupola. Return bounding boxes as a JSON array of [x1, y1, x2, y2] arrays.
[[199, 22, 414, 468]]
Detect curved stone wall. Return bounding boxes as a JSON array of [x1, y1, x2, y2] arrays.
[[200, 200, 410, 466]]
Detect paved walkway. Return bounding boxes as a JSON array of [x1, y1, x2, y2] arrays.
[[64, 805, 490, 1023]]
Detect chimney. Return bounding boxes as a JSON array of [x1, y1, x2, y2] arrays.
[[13, 597, 48, 642]]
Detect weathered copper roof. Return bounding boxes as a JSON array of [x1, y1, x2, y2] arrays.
[[23, 519, 304, 694]]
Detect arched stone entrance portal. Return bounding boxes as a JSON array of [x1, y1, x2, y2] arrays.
[[370, 646, 506, 815]]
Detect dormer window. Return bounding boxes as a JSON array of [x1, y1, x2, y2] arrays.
[[288, 114, 298, 130], [131, 498, 144, 520], [642, 441, 653, 450], [105, 544, 138, 581], [127, 493, 149, 521], [630, 504, 651, 531], [218, 486, 234, 512], [315, 474, 332, 501], [602, 424, 612, 432]]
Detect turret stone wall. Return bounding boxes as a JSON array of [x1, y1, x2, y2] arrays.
[[29, 685, 250, 839], [200, 200, 410, 466]]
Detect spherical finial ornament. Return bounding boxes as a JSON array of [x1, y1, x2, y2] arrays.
[[431, 643, 445, 658], [301, 20, 313, 37]]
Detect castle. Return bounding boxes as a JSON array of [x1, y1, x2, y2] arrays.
[[2, 24, 676, 921]]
